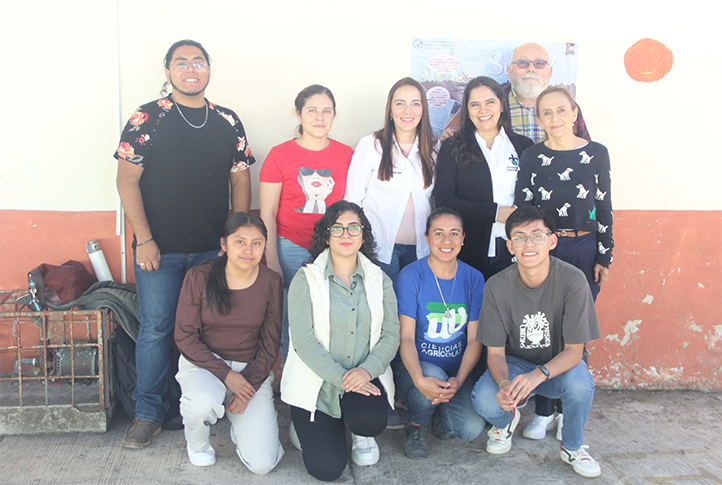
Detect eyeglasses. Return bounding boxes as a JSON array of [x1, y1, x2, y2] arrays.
[[170, 61, 209, 72], [510, 60, 549, 70], [328, 225, 363, 238], [299, 167, 332, 177], [510, 232, 552, 247]]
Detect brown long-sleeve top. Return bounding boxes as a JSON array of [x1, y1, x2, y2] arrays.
[[174, 263, 283, 390]]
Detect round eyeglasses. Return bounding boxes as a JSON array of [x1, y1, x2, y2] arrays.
[[170, 61, 209, 72], [510, 232, 552, 247], [510, 60, 549, 70], [328, 225, 363, 238]]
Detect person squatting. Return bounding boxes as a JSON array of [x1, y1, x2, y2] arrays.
[[115, 39, 612, 480]]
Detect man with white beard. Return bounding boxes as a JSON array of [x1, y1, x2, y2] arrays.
[[505, 43, 589, 143]]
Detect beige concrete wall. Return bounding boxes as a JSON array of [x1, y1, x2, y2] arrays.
[[0, 1, 720, 390], [1, 0, 719, 211]]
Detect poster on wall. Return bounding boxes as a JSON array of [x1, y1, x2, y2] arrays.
[[410, 38, 579, 138]]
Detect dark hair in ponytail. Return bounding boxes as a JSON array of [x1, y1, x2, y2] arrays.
[[206, 212, 268, 315], [294, 84, 336, 136]]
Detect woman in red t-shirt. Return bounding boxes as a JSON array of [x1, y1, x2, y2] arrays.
[[259, 85, 354, 362]]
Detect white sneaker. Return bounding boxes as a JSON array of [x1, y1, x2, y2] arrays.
[[187, 444, 216, 467], [556, 413, 564, 441], [523, 414, 555, 440], [560, 444, 601, 478], [289, 422, 302, 451], [486, 408, 521, 454], [351, 433, 379, 466]]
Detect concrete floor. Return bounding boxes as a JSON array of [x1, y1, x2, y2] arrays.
[[0, 390, 720, 484]]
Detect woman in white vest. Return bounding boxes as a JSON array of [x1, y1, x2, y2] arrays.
[[281, 200, 400, 481]]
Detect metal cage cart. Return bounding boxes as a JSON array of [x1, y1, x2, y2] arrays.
[[0, 290, 114, 434]]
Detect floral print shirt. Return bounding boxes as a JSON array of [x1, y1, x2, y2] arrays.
[[115, 95, 255, 172]]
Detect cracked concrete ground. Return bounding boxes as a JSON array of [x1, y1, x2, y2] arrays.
[[1, 390, 720, 484]]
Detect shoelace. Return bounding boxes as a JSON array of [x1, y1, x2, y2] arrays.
[[354, 436, 373, 451], [409, 427, 423, 442], [488, 425, 510, 441], [131, 419, 156, 431], [566, 445, 594, 462]]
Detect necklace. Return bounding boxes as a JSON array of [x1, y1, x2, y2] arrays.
[[432, 263, 457, 320], [176, 100, 208, 129]]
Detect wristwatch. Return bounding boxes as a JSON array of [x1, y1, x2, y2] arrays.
[[537, 364, 550, 381]]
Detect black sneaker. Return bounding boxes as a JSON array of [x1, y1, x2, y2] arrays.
[[404, 423, 429, 459], [431, 410, 453, 440]]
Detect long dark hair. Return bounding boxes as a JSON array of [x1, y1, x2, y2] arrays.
[[374, 77, 436, 188], [206, 212, 268, 315], [451, 76, 512, 167], [307, 201, 379, 265]]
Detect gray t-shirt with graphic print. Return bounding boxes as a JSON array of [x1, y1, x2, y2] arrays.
[[477, 257, 600, 365]]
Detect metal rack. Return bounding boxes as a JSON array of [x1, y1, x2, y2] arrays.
[[0, 291, 114, 434]]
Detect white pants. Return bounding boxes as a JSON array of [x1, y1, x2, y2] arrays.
[[176, 355, 284, 475]]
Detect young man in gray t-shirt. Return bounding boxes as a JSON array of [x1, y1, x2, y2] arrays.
[[471, 206, 602, 479]]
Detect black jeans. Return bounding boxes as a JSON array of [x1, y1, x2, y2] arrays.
[[290, 379, 387, 482]]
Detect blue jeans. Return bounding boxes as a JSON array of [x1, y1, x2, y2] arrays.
[[133, 250, 217, 424], [472, 355, 595, 451], [393, 360, 485, 441], [277, 237, 311, 362], [379, 243, 417, 291]]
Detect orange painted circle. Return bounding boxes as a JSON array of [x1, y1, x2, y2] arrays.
[[624, 38, 673, 83]]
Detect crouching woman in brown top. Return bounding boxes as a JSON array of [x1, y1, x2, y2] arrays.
[[174, 212, 284, 473]]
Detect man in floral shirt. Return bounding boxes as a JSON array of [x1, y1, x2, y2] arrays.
[[114, 39, 255, 449]]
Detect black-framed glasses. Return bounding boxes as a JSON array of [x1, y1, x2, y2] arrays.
[[510, 232, 552, 247], [299, 167, 332, 177], [510, 60, 549, 70], [170, 61, 209, 72], [328, 225, 363, 238]]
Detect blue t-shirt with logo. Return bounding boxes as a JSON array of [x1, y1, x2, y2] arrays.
[[397, 258, 485, 371]]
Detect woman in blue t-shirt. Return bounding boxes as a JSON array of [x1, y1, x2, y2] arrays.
[[393, 207, 486, 459]]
